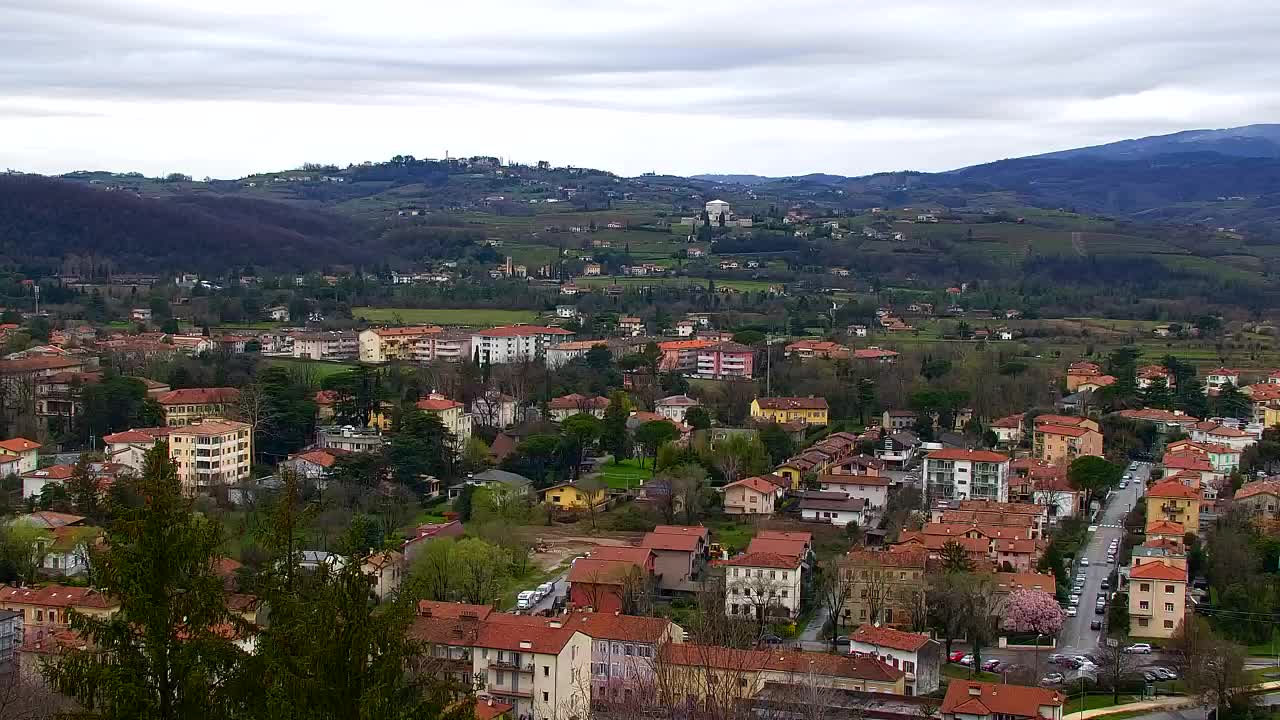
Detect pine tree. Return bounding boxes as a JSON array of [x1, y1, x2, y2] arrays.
[[44, 442, 245, 720]]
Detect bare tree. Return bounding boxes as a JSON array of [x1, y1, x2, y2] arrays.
[[0, 673, 76, 720], [1095, 637, 1140, 703], [963, 574, 1002, 672], [1186, 630, 1248, 715], [818, 557, 854, 650], [726, 567, 789, 636], [576, 474, 608, 530]]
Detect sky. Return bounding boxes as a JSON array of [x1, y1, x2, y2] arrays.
[[3, 0, 1279, 179]]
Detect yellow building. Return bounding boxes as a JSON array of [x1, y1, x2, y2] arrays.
[[1266, 405, 1280, 428], [539, 482, 607, 510], [0, 584, 118, 641], [168, 419, 253, 495], [750, 397, 829, 426], [415, 395, 473, 448], [1032, 415, 1102, 465], [357, 326, 444, 363], [1145, 480, 1201, 536], [1128, 560, 1187, 639]]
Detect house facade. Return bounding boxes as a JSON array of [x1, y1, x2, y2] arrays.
[[721, 476, 777, 516], [471, 326, 574, 364], [1128, 560, 1187, 640], [723, 552, 803, 620], [923, 449, 1010, 503], [750, 397, 829, 426], [849, 625, 942, 696], [156, 387, 241, 426]]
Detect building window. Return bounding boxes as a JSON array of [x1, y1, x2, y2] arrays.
[[1140, 601, 1149, 610], [1164, 620, 1175, 629], [1164, 585, 1175, 593], [543, 692, 549, 702], [1140, 583, 1150, 592], [1138, 618, 1149, 627], [544, 666, 550, 677], [1165, 603, 1175, 612]]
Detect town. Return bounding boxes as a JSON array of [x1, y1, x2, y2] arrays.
[[0, 245, 1278, 720]]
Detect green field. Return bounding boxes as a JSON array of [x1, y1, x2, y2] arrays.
[[600, 459, 653, 490], [265, 357, 359, 380], [353, 307, 540, 326], [575, 276, 776, 292]]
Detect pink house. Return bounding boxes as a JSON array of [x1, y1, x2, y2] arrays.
[[695, 341, 754, 379]]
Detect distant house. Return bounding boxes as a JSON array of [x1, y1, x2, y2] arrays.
[[751, 397, 829, 426], [798, 491, 866, 526], [721, 476, 777, 516], [548, 393, 610, 422], [539, 482, 608, 511], [940, 681, 1064, 720], [655, 394, 700, 423]]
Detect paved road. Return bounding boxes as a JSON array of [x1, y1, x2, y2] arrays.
[[798, 604, 830, 644], [521, 572, 570, 614], [1057, 461, 1149, 657]]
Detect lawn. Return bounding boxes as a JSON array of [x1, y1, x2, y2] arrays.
[[265, 357, 359, 381], [703, 517, 756, 553], [941, 664, 1001, 682], [1063, 693, 1138, 713], [600, 459, 653, 490], [352, 307, 540, 326]]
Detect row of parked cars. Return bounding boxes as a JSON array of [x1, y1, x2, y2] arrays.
[[515, 582, 557, 611], [948, 651, 1007, 673]]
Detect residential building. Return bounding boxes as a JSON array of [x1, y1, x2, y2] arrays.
[[1128, 560, 1187, 639], [656, 339, 716, 373], [723, 552, 803, 620], [472, 325, 574, 364], [0, 437, 42, 474], [940, 681, 1064, 720], [471, 391, 518, 428], [361, 550, 404, 601], [1235, 479, 1280, 522], [0, 585, 118, 641], [618, 317, 644, 336], [841, 550, 927, 628], [546, 340, 609, 370], [409, 602, 592, 720], [1146, 480, 1201, 535], [579, 613, 682, 709], [853, 347, 900, 363], [799, 491, 866, 526], [280, 448, 349, 484], [849, 625, 942, 696], [1116, 408, 1200, 434], [640, 527, 707, 593], [1190, 423, 1256, 452], [156, 387, 241, 426], [316, 425, 384, 453], [750, 397, 829, 426], [784, 340, 850, 361], [882, 410, 917, 431], [721, 475, 777, 516], [659, 645, 904, 706], [746, 531, 813, 565], [876, 431, 922, 469], [547, 393, 610, 422], [567, 556, 651, 614], [1065, 361, 1103, 392], [816, 473, 890, 511], [415, 394, 473, 447], [693, 341, 754, 380], [288, 330, 359, 360], [0, 608, 19, 671], [1166, 439, 1242, 475], [1204, 367, 1241, 392], [21, 464, 74, 499], [655, 395, 700, 423], [990, 414, 1025, 446], [922, 449, 1010, 503], [539, 483, 607, 511], [357, 326, 444, 363], [1033, 417, 1103, 465], [168, 419, 254, 494]]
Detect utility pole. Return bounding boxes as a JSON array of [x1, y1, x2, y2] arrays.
[[765, 333, 771, 396]]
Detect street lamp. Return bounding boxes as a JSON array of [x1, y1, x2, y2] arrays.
[[1077, 674, 1086, 720]]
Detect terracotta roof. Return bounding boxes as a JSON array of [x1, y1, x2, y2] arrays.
[[1205, 425, 1249, 438], [1162, 453, 1213, 472], [755, 396, 829, 411], [567, 558, 642, 585], [656, 394, 699, 407], [156, 387, 241, 405], [21, 464, 74, 480], [1129, 562, 1187, 581], [1235, 479, 1280, 500], [722, 551, 802, 570], [746, 537, 810, 559], [846, 549, 927, 568], [1143, 538, 1184, 552], [1144, 520, 1186, 535], [657, 339, 716, 351], [1118, 408, 1198, 424], [850, 625, 932, 652], [226, 593, 260, 612], [1034, 414, 1090, 427], [897, 533, 989, 555], [102, 427, 172, 444], [853, 348, 899, 359], [1148, 480, 1201, 500], [640, 532, 701, 553], [473, 698, 514, 720], [1035, 423, 1091, 438], [0, 437, 41, 453], [1244, 384, 1280, 402], [993, 572, 1057, 595], [547, 393, 609, 411], [17, 511, 86, 529], [942, 681, 1064, 717], [476, 325, 573, 337], [661, 644, 903, 683], [474, 613, 581, 654], [415, 397, 463, 412], [959, 500, 1044, 516], [213, 557, 243, 578], [416, 600, 494, 622], [0, 357, 83, 373], [723, 475, 778, 495], [991, 414, 1024, 429], [926, 448, 1008, 463], [754, 530, 813, 544], [652, 525, 709, 539], [290, 449, 346, 468], [0, 584, 117, 609], [570, 612, 672, 643], [923, 522, 1028, 540]]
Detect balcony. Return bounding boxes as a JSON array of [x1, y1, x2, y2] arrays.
[[488, 685, 533, 699], [488, 659, 535, 673]]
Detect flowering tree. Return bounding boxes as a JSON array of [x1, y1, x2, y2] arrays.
[[1003, 588, 1064, 675], [1004, 588, 1065, 635]]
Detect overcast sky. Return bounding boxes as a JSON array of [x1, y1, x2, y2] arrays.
[[3, 0, 1278, 179]]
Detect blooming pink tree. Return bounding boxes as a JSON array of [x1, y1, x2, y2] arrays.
[[1002, 588, 1064, 675], [1003, 588, 1065, 635]]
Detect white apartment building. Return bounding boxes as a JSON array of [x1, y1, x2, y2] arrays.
[[724, 552, 804, 620], [923, 449, 1010, 503], [289, 331, 358, 360], [655, 395, 700, 423], [411, 602, 592, 720], [316, 425, 385, 453], [472, 326, 574, 365]]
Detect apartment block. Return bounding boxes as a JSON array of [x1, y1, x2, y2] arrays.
[[922, 449, 1010, 502]]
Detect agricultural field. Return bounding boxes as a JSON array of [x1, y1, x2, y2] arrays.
[[352, 307, 540, 326]]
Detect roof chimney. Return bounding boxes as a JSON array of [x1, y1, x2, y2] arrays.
[[968, 684, 982, 696]]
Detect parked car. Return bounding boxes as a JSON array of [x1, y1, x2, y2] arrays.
[[949, 651, 967, 663], [1101, 579, 1110, 590], [835, 636, 851, 648], [759, 634, 784, 646], [1124, 643, 1153, 654], [1066, 607, 1077, 617], [1080, 558, 1090, 566], [1094, 604, 1106, 615], [981, 659, 1002, 672], [1143, 671, 1160, 682], [960, 654, 975, 667], [1090, 620, 1102, 630], [1150, 667, 1177, 680], [1041, 672, 1065, 685], [516, 598, 531, 610], [538, 582, 555, 596]]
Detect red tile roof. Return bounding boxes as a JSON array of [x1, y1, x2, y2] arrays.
[[102, 427, 171, 444], [755, 396, 829, 411], [850, 625, 932, 652], [652, 525, 709, 539], [1035, 423, 1091, 438], [290, 449, 346, 468], [567, 558, 642, 585], [1129, 562, 1187, 581], [1235, 479, 1280, 500], [156, 387, 241, 405], [661, 644, 903, 683], [942, 681, 1064, 717], [991, 414, 1024, 429], [1147, 480, 1201, 500], [586, 546, 655, 565], [547, 393, 609, 411], [846, 549, 927, 568], [0, 584, 117, 609], [415, 397, 463, 412], [569, 612, 673, 643], [1162, 454, 1213, 472], [1034, 414, 1090, 427], [473, 698, 513, 720], [993, 572, 1057, 595], [21, 464, 74, 480], [0, 437, 41, 453], [640, 532, 701, 553], [1144, 520, 1186, 535], [723, 475, 778, 495], [721, 551, 802, 570], [369, 326, 442, 337], [755, 530, 812, 544], [0, 357, 83, 373], [746, 537, 810, 559], [926, 448, 1009, 463]]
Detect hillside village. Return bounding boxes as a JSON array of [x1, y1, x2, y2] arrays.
[[0, 254, 1279, 720]]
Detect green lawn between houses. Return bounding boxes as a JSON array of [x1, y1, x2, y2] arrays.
[[599, 459, 653, 490]]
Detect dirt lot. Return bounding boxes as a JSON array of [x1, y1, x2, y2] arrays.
[[522, 526, 646, 571]]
